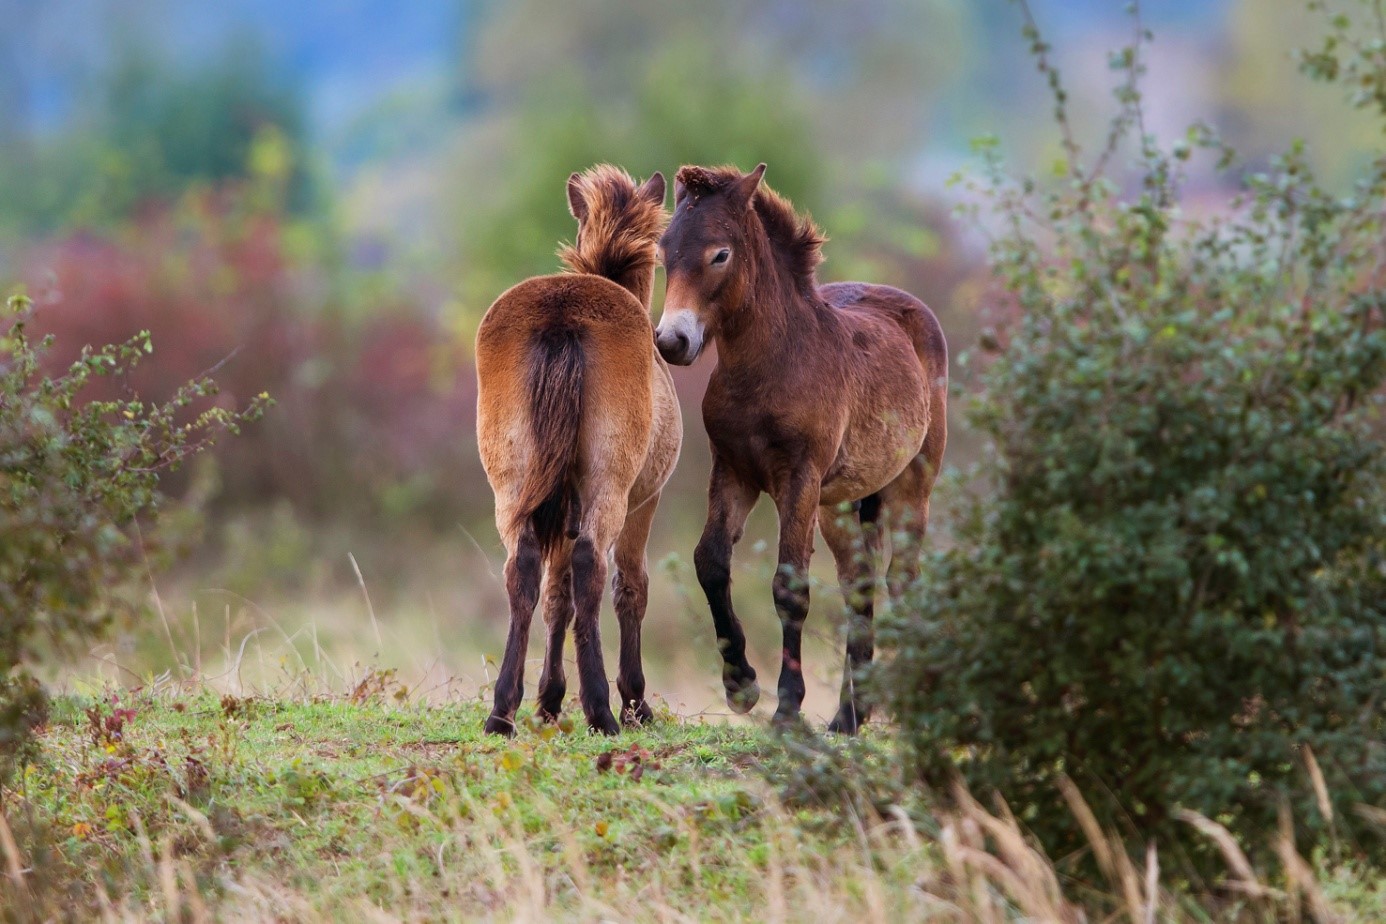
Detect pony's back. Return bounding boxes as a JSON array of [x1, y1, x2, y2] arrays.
[[476, 273, 654, 552]]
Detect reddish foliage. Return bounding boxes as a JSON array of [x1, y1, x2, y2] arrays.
[[18, 187, 484, 522], [594, 744, 659, 780], [85, 698, 137, 748]]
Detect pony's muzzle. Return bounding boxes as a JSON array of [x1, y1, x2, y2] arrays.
[[655, 310, 704, 366]]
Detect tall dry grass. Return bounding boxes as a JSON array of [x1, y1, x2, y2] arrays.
[[3, 738, 1368, 923]]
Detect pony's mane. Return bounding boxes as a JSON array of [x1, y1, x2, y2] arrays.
[[558, 165, 666, 283], [676, 166, 827, 292]]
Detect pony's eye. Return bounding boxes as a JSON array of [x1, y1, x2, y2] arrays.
[[710, 248, 731, 267]]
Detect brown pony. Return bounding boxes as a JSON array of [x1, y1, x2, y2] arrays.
[[654, 163, 947, 733], [475, 165, 680, 736]]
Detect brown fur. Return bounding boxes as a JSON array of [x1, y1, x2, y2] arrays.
[[657, 163, 949, 733], [476, 166, 680, 736], [559, 163, 668, 306], [512, 326, 584, 555], [675, 164, 827, 295]]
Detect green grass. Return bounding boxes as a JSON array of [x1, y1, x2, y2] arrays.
[[5, 682, 1386, 922], [2, 683, 924, 921]]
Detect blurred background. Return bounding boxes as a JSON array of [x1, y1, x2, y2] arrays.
[[2, 0, 1379, 719]]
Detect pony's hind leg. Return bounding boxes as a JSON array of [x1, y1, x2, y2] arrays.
[[613, 494, 660, 726], [485, 522, 543, 736], [571, 493, 627, 736], [881, 444, 943, 606], [821, 493, 882, 735], [885, 398, 946, 600], [535, 545, 574, 722]]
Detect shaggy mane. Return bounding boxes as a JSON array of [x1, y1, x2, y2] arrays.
[[558, 165, 666, 284], [675, 165, 827, 293]]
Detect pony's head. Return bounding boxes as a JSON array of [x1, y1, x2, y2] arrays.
[[559, 165, 667, 308], [655, 163, 824, 365]]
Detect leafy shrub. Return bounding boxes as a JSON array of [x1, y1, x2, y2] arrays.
[[0, 293, 268, 784], [881, 1, 1386, 871]]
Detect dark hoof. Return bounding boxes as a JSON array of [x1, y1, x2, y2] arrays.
[[587, 709, 620, 736], [827, 708, 861, 736], [723, 664, 760, 714], [536, 685, 565, 721], [726, 680, 760, 715], [770, 709, 809, 732], [483, 714, 516, 737], [621, 700, 654, 727]]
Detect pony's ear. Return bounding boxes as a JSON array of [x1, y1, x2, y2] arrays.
[[566, 172, 588, 222], [730, 163, 767, 209], [673, 175, 688, 206], [638, 171, 665, 207]]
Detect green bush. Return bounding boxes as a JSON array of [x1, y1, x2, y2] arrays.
[[881, 1, 1386, 871], [0, 294, 268, 784]]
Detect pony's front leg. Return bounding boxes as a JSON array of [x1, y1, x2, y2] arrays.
[[770, 472, 821, 727], [694, 457, 760, 713], [485, 523, 543, 736]]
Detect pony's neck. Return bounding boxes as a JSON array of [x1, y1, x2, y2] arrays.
[[612, 259, 655, 311], [714, 229, 822, 369], [560, 223, 660, 311]]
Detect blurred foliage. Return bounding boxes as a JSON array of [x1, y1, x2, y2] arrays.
[[1218, 0, 1383, 185], [0, 36, 313, 236], [881, 0, 1386, 877], [9, 0, 1385, 567], [21, 181, 485, 528], [450, 0, 973, 312], [0, 293, 268, 784]]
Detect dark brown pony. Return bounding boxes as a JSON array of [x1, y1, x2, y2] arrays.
[[476, 165, 680, 735], [655, 163, 947, 733]]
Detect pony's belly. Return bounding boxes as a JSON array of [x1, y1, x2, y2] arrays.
[[622, 356, 682, 506], [819, 461, 906, 507], [819, 408, 929, 506]]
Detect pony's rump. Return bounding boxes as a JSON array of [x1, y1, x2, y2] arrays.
[[513, 325, 585, 554]]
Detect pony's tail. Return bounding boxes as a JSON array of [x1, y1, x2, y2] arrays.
[[512, 326, 584, 555]]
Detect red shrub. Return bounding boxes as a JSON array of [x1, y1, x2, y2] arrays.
[[18, 187, 482, 523]]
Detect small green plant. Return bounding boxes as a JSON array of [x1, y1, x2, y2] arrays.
[[0, 292, 269, 784], [880, 0, 1386, 873]]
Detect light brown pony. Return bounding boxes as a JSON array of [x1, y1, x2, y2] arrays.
[[476, 165, 680, 736], [655, 163, 947, 733]]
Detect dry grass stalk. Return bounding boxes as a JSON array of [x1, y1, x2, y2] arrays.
[[0, 809, 30, 900], [1057, 776, 1156, 919], [1142, 842, 1159, 924], [944, 780, 1084, 923], [1175, 808, 1275, 901], [1302, 747, 1333, 828], [1277, 835, 1339, 924]]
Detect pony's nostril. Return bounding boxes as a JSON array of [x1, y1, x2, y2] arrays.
[[655, 326, 695, 363]]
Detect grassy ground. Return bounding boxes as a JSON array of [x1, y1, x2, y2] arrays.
[[2, 683, 927, 921], [4, 682, 1385, 922]]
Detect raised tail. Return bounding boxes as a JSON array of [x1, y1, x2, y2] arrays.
[[512, 326, 584, 554]]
